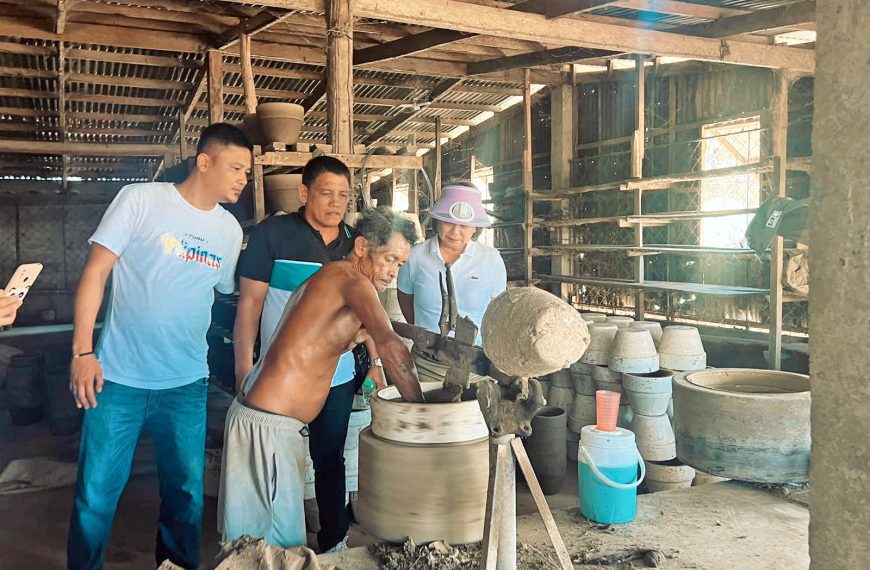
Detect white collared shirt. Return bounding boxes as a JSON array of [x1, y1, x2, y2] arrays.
[[397, 236, 507, 346]]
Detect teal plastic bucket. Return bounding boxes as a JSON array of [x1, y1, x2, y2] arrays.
[[577, 425, 645, 524]]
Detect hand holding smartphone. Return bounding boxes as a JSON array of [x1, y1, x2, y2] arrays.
[[1, 263, 42, 327]]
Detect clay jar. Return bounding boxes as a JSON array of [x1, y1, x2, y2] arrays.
[[644, 458, 695, 493], [580, 323, 618, 365], [568, 394, 596, 433], [592, 364, 623, 394], [629, 321, 663, 347], [263, 174, 303, 215], [608, 329, 659, 374], [357, 382, 489, 544], [524, 406, 568, 495], [658, 325, 706, 371], [630, 413, 676, 461], [257, 102, 304, 145], [580, 312, 607, 323], [622, 369, 674, 416], [547, 385, 574, 414]]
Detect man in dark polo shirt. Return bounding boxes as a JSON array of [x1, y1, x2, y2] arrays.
[[233, 155, 379, 553]]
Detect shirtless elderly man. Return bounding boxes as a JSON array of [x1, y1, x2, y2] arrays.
[[218, 207, 425, 549]]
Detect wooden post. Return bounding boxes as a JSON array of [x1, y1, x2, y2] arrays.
[[632, 57, 646, 319], [326, 0, 354, 154], [768, 70, 791, 370], [178, 107, 188, 161], [239, 29, 258, 114], [253, 164, 266, 222], [409, 134, 419, 215], [58, 41, 68, 192], [550, 77, 573, 298], [207, 49, 224, 124], [523, 68, 534, 285], [434, 116, 443, 199]]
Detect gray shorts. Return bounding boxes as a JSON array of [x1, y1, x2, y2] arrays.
[[217, 397, 308, 548]]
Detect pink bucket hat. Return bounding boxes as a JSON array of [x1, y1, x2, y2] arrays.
[[429, 184, 491, 228]]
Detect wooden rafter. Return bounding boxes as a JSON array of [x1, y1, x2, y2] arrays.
[[362, 78, 461, 145], [674, 1, 816, 39]]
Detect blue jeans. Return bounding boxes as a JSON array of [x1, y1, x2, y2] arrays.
[[67, 379, 208, 570]]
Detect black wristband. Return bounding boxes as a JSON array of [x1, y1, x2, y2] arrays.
[[73, 351, 95, 359]]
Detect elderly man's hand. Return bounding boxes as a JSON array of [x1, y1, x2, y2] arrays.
[[0, 291, 22, 327]]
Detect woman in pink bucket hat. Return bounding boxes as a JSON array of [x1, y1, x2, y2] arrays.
[[397, 183, 507, 383]]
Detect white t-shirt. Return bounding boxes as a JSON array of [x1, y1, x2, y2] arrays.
[[90, 183, 243, 389], [397, 237, 507, 346]]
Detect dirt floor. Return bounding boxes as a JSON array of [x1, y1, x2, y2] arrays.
[[0, 391, 809, 570]]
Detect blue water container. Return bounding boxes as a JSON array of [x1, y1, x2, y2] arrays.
[[577, 425, 645, 524]]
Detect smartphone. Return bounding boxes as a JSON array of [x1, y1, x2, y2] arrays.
[[4, 263, 43, 302]]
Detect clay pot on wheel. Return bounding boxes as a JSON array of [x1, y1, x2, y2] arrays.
[[257, 102, 304, 145], [524, 406, 568, 495]]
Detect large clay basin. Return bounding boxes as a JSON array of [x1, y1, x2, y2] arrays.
[[673, 368, 810, 483]]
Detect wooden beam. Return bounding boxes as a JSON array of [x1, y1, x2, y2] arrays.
[[65, 48, 201, 68], [56, 0, 69, 35], [674, 1, 816, 39], [66, 93, 187, 108], [362, 79, 462, 145], [0, 66, 56, 79], [468, 45, 613, 75], [326, 0, 354, 154], [207, 49, 224, 124], [58, 40, 68, 191], [239, 30, 258, 114], [434, 116, 442, 199], [66, 73, 195, 91], [255, 151, 422, 170], [354, 29, 473, 65], [343, 0, 815, 71], [0, 87, 57, 99], [0, 40, 53, 56]]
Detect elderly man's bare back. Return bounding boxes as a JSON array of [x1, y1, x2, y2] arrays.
[[243, 260, 424, 422]]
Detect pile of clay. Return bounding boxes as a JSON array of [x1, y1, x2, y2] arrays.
[[481, 287, 589, 378], [370, 538, 562, 570], [157, 536, 334, 570]]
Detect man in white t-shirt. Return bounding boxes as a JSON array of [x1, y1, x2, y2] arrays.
[[67, 123, 250, 570], [397, 184, 507, 382]]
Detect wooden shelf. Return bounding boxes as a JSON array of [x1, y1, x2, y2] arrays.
[[531, 244, 764, 257], [534, 274, 771, 297]]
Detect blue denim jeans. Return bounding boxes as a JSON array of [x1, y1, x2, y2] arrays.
[[67, 378, 208, 570]]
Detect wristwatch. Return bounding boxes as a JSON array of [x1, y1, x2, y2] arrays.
[[371, 357, 384, 367]]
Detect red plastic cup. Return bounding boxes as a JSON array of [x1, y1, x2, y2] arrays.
[[596, 390, 621, 431]]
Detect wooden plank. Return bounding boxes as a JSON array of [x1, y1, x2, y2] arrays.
[[0, 66, 55, 78], [65, 48, 201, 68], [511, 438, 573, 570], [253, 163, 266, 222], [223, 85, 308, 100], [0, 40, 53, 56], [632, 56, 645, 318], [618, 0, 747, 20], [255, 151, 423, 170], [56, 0, 69, 35], [674, 1, 816, 39], [768, 71, 790, 371], [326, 0, 353, 154], [468, 46, 613, 75], [354, 29, 473, 65], [0, 87, 57, 99], [65, 73, 195, 91], [207, 49, 224, 124], [66, 93, 187, 108], [0, 140, 184, 156], [620, 161, 772, 191], [239, 30, 258, 114]]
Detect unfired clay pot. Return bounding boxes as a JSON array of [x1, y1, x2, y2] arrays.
[[673, 368, 810, 483], [622, 369, 674, 416], [604, 316, 634, 328], [629, 321, 663, 347], [592, 364, 623, 394], [550, 369, 574, 388], [608, 329, 659, 373], [257, 102, 304, 145], [566, 428, 580, 462], [644, 458, 695, 493], [580, 312, 607, 323], [525, 406, 568, 495], [263, 173, 303, 214], [547, 385, 574, 414], [631, 412, 676, 461], [568, 393, 596, 432], [658, 326, 706, 371], [580, 323, 618, 365]]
